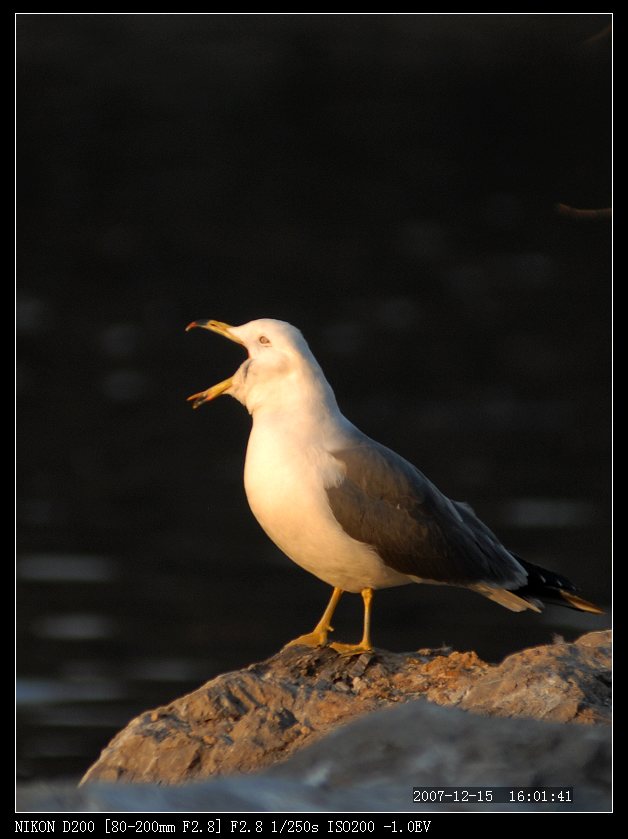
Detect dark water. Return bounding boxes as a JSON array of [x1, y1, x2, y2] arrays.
[[17, 14, 611, 781]]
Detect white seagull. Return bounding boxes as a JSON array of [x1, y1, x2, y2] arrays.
[[186, 318, 602, 655]]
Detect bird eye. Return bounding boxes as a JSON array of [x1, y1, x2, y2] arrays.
[[259, 335, 270, 345]]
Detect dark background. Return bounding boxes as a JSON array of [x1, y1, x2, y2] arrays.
[[17, 14, 611, 781]]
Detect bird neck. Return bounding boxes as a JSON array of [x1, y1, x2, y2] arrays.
[[248, 359, 343, 435]]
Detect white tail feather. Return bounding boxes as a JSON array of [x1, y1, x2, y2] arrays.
[[473, 584, 542, 613]]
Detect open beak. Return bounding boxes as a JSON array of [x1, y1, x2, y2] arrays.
[[185, 319, 245, 409], [185, 319, 244, 345], [186, 376, 234, 409]]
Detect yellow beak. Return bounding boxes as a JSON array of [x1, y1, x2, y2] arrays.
[[185, 319, 244, 409], [185, 319, 244, 345], [186, 377, 234, 409]]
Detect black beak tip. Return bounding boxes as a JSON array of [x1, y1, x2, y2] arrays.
[[185, 319, 211, 332]]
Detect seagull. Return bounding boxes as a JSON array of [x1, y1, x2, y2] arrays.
[[186, 318, 603, 655]]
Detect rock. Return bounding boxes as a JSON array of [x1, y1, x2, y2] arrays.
[[18, 700, 611, 812], [265, 697, 611, 811], [80, 630, 610, 786], [460, 630, 611, 723]]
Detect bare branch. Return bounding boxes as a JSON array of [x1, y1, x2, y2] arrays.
[[583, 24, 612, 46], [556, 203, 612, 220]]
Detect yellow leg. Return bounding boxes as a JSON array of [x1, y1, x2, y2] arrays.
[[286, 587, 343, 649], [330, 588, 374, 656]]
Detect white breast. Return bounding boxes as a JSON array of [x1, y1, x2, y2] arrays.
[[243, 414, 411, 593]]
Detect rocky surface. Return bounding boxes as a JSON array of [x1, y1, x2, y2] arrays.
[[18, 698, 611, 812], [80, 630, 611, 786]]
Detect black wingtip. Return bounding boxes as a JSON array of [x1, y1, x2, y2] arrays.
[[512, 556, 604, 614]]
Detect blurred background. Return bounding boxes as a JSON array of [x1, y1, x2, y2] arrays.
[[17, 14, 611, 781]]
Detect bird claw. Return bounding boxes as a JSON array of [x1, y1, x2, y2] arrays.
[[329, 642, 373, 657], [285, 630, 329, 649]]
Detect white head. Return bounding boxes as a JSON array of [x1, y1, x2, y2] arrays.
[[186, 318, 336, 415]]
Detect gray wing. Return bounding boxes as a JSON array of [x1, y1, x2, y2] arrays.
[[326, 437, 526, 588]]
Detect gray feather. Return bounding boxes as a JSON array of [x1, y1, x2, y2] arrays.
[[326, 435, 526, 589]]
